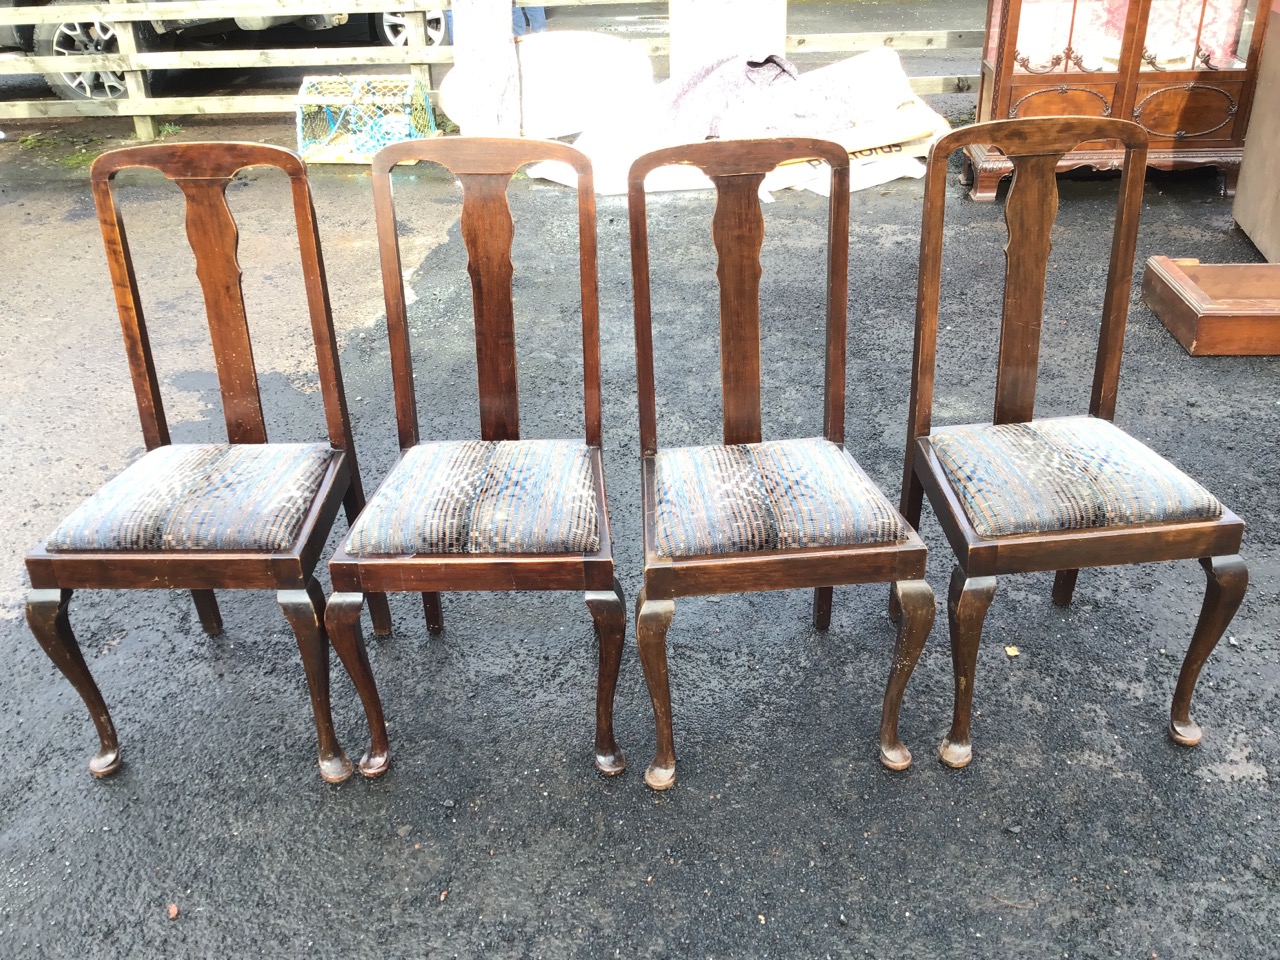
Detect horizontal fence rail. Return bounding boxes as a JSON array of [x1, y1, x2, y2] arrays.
[[0, 1, 982, 134]]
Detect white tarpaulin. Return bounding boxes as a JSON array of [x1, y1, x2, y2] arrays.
[[524, 47, 950, 196]]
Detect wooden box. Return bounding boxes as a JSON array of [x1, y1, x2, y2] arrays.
[[1143, 256, 1280, 356]]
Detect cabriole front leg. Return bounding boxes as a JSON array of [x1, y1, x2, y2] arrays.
[[27, 588, 121, 777], [279, 579, 354, 784], [325, 591, 390, 777], [939, 567, 997, 769], [879, 579, 936, 771], [1169, 555, 1248, 747], [585, 577, 626, 776], [636, 588, 676, 791]]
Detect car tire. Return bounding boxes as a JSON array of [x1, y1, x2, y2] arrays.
[[370, 10, 447, 47], [34, 0, 172, 102], [0, 0, 42, 52]]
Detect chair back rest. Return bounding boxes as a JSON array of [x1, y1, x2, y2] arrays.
[[907, 117, 1148, 457], [369, 138, 602, 449], [91, 142, 353, 453], [628, 139, 851, 455]]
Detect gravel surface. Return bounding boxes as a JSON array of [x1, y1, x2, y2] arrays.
[[0, 113, 1276, 959]]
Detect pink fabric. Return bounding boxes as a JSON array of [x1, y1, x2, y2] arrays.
[[1014, 0, 1247, 72], [1195, 0, 1247, 65]]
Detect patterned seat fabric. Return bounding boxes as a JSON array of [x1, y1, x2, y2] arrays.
[[47, 443, 335, 552], [653, 437, 905, 558], [347, 439, 600, 556], [930, 416, 1223, 539]]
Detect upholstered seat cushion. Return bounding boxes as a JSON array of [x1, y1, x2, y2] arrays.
[[653, 437, 905, 558], [347, 439, 600, 556], [46, 443, 335, 552], [930, 416, 1223, 539]]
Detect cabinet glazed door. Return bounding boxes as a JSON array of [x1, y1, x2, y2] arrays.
[[1004, 0, 1134, 126], [1134, 0, 1263, 143]]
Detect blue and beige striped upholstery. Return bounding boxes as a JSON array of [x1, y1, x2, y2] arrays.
[[347, 439, 600, 556], [653, 437, 905, 558], [46, 443, 335, 552], [931, 416, 1222, 539]]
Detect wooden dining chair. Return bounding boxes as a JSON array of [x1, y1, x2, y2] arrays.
[[628, 138, 936, 791], [25, 142, 392, 782], [900, 117, 1248, 768], [325, 138, 626, 780]]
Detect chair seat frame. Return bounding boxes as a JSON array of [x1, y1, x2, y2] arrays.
[[913, 432, 1245, 579], [329, 448, 616, 594], [640, 451, 928, 601]]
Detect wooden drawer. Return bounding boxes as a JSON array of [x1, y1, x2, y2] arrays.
[[1132, 79, 1245, 143], [1006, 81, 1116, 119]]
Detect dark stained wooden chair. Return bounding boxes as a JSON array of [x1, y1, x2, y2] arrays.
[[25, 142, 392, 782], [628, 138, 936, 791], [900, 117, 1248, 768], [325, 138, 626, 779]]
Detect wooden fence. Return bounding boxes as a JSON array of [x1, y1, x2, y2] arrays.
[[0, 0, 981, 140]]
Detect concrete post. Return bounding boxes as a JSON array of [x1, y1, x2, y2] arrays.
[[449, 0, 520, 135]]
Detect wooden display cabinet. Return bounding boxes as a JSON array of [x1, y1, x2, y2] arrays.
[[968, 0, 1271, 200]]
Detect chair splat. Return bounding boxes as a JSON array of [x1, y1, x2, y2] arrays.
[[994, 153, 1061, 425], [177, 176, 266, 444], [710, 172, 767, 445], [458, 172, 520, 441]]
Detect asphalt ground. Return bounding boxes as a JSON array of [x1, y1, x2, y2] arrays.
[[0, 102, 1277, 958]]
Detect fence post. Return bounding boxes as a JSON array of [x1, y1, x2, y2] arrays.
[[109, 0, 157, 140], [402, 2, 436, 92]]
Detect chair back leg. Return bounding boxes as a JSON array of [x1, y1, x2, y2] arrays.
[[422, 592, 445, 634], [191, 590, 223, 635], [811, 586, 833, 631], [1051, 569, 1080, 607]]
